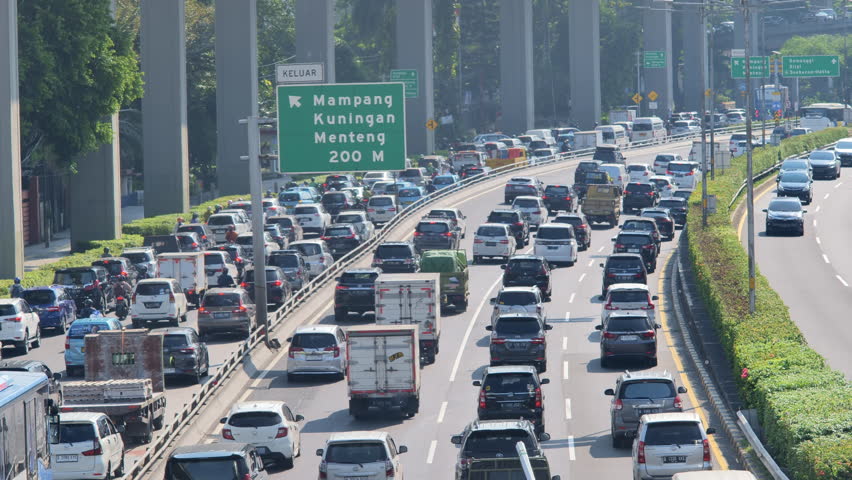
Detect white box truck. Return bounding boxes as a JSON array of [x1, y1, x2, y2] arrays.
[[156, 252, 207, 306], [374, 274, 441, 364], [347, 324, 420, 419], [573, 130, 604, 151]]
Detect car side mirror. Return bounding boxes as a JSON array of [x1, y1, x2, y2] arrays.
[[286, 337, 293, 342], [595, 325, 603, 330], [316, 449, 324, 457], [295, 414, 305, 422], [489, 298, 496, 305], [652, 295, 658, 300], [655, 323, 662, 329], [761, 209, 767, 213], [450, 435, 463, 445], [398, 445, 408, 454], [334, 277, 340, 282], [544, 324, 553, 330], [604, 388, 615, 396], [220, 417, 227, 424], [706, 427, 716, 435], [599, 263, 604, 268], [485, 325, 493, 331], [540, 378, 550, 385], [678, 386, 688, 394], [53, 373, 62, 381], [500, 265, 506, 270], [472, 380, 482, 387], [544, 297, 551, 303], [116, 425, 126, 433], [538, 432, 551, 442]]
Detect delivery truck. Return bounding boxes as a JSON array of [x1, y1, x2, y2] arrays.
[[60, 330, 167, 444], [609, 109, 636, 124], [572, 130, 604, 151], [157, 251, 207, 306], [374, 274, 442, 364], [347, 325, 421, 419]]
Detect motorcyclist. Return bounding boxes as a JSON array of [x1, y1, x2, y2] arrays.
[[217, 270, 235, 288], [112, 276, 132, 300], [101, 247, 112, 258], [225, 225, 239, 244], [214, 204, 223, 213], [190, 212, 200, 223], [78, 298, 100, 318], [136, 265, 149, 280], [9, 277, 24, 298]]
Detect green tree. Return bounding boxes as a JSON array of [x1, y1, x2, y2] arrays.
[[781, 34, 851, 104]]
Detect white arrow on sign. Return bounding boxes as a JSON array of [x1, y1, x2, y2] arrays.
[[288, 96, 302, 108], [832, 58, 838, 64]]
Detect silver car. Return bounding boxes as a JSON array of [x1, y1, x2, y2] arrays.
[[511, 196, 549, 229], [632, 413, 715, 480], [605, 370, 687, 448], [335, 210, 376, 241], [196, 288, 256, 339], [289, 240, 334, 279], [286, 325, 347, 380], [489, 286, 544, 323]]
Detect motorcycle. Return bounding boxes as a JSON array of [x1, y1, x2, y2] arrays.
[[115, 296, 129, 321]]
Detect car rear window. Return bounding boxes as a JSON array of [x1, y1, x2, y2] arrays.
[[398, 188, 422, 197], [496, 292, 537, 306], [55, 271, 96, 285], [325, 227, 354, 237], [292, 243, 321, 256], [270, 217, 294, 227], [577, 162, 599, 172], [291, 333, 336, 348], [323, 193, 347, 203], [202, 294, 241, 307], [269, 255, 300, 269], [0, 305, 18, 316], [483, 373, 536, 394], [513, 198, 539, 208], [235, 236, 252, 246], [434, 176, 455, 185], [544, 186, 570, 196], [606, 316, 649, 332], [621, 380, 676, 399], [167, 458, 246, 480], [536, 227, 573, 240], [375, 245, 413, 259], [416, 222, 449, 233], [52, 423, 97, 444], [228, 411, 282, 428], [654, 155, 674, 163], [617, 234, 651, 245], [163, 334, 189, 349], [68, 323, 110, 339], [668, 163, 695, 172], [244, 270, 279, 283], [204, 253, 225, 266], [340, 272, 378, 283], [494, 317, 541, 335], [508, 259, 543, 271], [659, 200, 686, 209], [643, 422, 703, 446], [136, 283, 172, 296], [335, 214, 362, 224], [325, 442, 388, 463], [553, 216, 582, 227], [477, 226, 507, 237], [488, 211, 518, 223], [369, 197, 394, 206], [626, 183, 654, 193], [623, 221, 654, 231], [280, 192, 302, 202], [207, 215, 235, 226], [650, 179, 670, 188], [294, 206, 318, 215], [609, 290, 648, 303], [463, 430, 537, 458], [607, 257, 642, 269], [22, 290, 56, 305]]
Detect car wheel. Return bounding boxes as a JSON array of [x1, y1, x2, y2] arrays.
[[18, 330, 29, 354], [180, 311, 188, 322], [648, 357, 658, 367], [32, 327, 40, 348], [600, 355, 609, 368], [537, 361, 547, 373], [765, 225, 773, 236]]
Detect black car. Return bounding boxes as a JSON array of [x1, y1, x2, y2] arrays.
[[640, 208, 675, 240], [595, 312, 660, 368], [620, 218, 661, 252], [321, 223, 364, 258], [242, 266, 291, 306], [612, 231, 657, 273], [461, 165, 488, 178], [501, 255, 553, 299], [160, 327, 209, 384], [552, 213, 592, 251], [487, 209, 530, 247], [263, 224, 287, 249], [600, 254, 648, 298], [542, 184, 575, 214], [413, 219, 458, 253], [474, 365, 549, 434], [52, 266, 114, 311], [321, 191, 358, 217], [764, 196, 806, 236], [487, 314, 552, 373], [143, 234, 183, 254], [623, 183, 659, 213], [91, 257, 138, 285], [658, 198, 688, 226], [574, 160, 602, 184], [372, 242, 420, 273], [322, 174, 357, 191], [776, 170, 814, 204], [334, 268, 381, 321], [176, 223, 215, 249]]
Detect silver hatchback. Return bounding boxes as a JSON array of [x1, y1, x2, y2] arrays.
[[286, 325, 347, 380], [632, 413, 715, 480]]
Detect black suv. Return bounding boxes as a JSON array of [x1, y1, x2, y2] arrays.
[[451, 419, 550, 480], [640, 208, 675, 240], [91, 257, 138, 285], [372, 242, 420, 273], [334, 268, 381, 321], [553, 213, 591, 251], [501, 255, 552, 299], [612, 231, 657, 273], [574, 160, 602, 184], [487, 209, 530, 247], [542, 184, 575, 213], [600, 254, 648, 298], [321, 191, 358, 217], [623, 183, 659, 213], [321, 223, 364, 258], [658, 198, 688, 226], [474, 365, 550, 434], [620, 218, 661, 253], [413, 219, 458, 253], [243, 266, 291, 306], [52, 266, 114, 311]]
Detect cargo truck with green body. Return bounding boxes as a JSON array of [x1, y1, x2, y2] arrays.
[[418, 250, 469, 311]]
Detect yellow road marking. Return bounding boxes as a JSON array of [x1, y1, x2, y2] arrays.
[[736, 182, 775, 240], [658, 252, 729, 470]]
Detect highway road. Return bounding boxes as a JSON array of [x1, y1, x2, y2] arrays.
[[143, 137, 741, 479], [745, 160, 852, 379]]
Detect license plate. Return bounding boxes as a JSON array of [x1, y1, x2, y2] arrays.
[[547, 246, 558, 250], [56, 454, 78, 463], [144, 302, 161, 308], [637, 408, 661, 416], [307, 354, 324, 361], [486, 242, 497, 247], [376, 209, 385, 213], [214, 312, 229, 318], [620, 335, 639, 341], [627, 248, 640, 253], [502, 402, 524, 408], [506, 342, 527, 350], [298, 218, 309, 224], [163, 368, 176, 374], [255, 446, 271, 455], [664, 456, 687, 464]]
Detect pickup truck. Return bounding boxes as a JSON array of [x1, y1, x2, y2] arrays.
[[419, 249, 470, 311], [374, 274, 442, 364], [581, 184, 621, 227], [60, 330, 167, 444]]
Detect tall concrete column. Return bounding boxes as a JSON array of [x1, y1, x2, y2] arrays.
[[0, 0, 22, 277], [396, 0, 434, 155], [568, 0, 601, 129], [733, 3, 760, 107], [141, 0, 190, 216], [681, 5, 707, 112], [643, 0, 674, 118], [499, 0, 534, 134], [296, 0, 335, 83], [216, 0, 258, 195]]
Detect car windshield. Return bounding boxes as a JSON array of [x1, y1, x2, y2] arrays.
[[513, 199, 538, 208], [496, 292, 537, 306], [659, 200, 685, 209], [495, 317, 541, 335], [168, 458, 245, 480], [376, 245, 412, 259], [536, 227, 573, 240], [618, 235, 650, 246], [607, 258, 641, 269], [483, 373, 536, 394], [609, 290, 648, 303], [136, 283, 172, 296], [51, 423, 96, 444], [782, 161, 808, 170], [291, 333, 336, 348], [464, 430, 537, 458], [809, 151, 834, 161], [626, 184, 653, 193], [417, 222, 449, 233], [544, 186, 570, 195], [202, 294, 240, 307], [207, 215, 235, 226], [606, 316, 649, 332], [325, 442, 388, 464], [644, 422, 703, 446], [22, 290, 56, 305], [370, 197, 394, 206], [280, 192, 302, 202], [340, 272, 378, 283], [68, 322, 110, 338], [780, 172, 810, 183], [55, 271, 95, 285], [228, 411, 281, 428], [269, 255, 300, 269], [508, 259, 543, 271], [294, 206, 318, 215], [434, 176, 455, 185], [163, 334, 189, 349], [621, 380, 677, 399], [768, 200, 802, 212], [477, 226, 507, 237], [292, 243, 321, 256], [325, 227, 354, 237]]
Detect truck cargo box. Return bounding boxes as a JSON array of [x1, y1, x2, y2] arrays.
[[375, 274, 441, 364]]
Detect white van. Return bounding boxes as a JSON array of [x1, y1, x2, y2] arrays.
[[52, 412, 126, 480], [525, 129, 556, 146], [533, 224, 578, 266], [599, 163, 628, 191], [595, 124, 629, 147], [632, 117, 667, 143], [207, 212, 250, 243]]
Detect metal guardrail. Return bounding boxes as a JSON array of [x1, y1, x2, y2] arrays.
[[737, 411, 790, 480], [122, 124, 746, 479]]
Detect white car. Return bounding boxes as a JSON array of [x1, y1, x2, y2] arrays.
[[363, 171, 394, 188], [632, 413, 715, 480], [427, 207, 467, 238], [366, 195, 399, 224], [653, 153, 683, 176], [207, 212, 251, 243], [370, 181, 394, 195], [472, 223, 516, 263], [130, 278, 189, 328], [533, 223, 578, 266], [293, 204, 332, 235], [317, 431, 408, 480], [601, 283, 657, 325], [666, 161, 701, 190], [0, 298, 41, 353], [730, 140, 749, 157], [628, 163, 654, 183], [489, 286, 545, 323], [335, 210, 376, 241], [51, 412, 125, 480], [220, 401, 304, 468], [261, 197, 285, 217], [289, 240, 334, 278], [202, 251, 239, 287], [511, 196, 549, 229], [671, 120, 700, 136], [648, 175, 678, 198], [235, 232, 278, 261], [287, 325, 347, 380]]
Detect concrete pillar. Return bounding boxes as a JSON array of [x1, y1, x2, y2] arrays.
[[141, 0, 190, 216], [296, 0, 335, 83], [643, 0, 674, 119], [70, 115, 121, 251], [215, 0, 258, 195], [682, 5, 707, 112], [395, 0, 435, 155], [499, 0, 534, 135], [0, 0, 22, 277], [568, 0, 601, 129]]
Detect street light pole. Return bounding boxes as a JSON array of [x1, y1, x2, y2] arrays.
[[701, 1, 708, 227], [743, 0, 756, 314], [708, 1, 716, 181]]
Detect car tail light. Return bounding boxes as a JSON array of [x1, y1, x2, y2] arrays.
[[336, 285, 348, 290], [474, 238, 484, 244], [236, 257, 243, 263], [318, 460, 328, 479], [325, 346, 341, 358], [499, 239, 509, 244], [116, 296, 124, 302], [373, 258, 383, 264], [674, 395, 683, 409], [222, 428, 234, 440], [606, 273, 616, 278], [275, 427, 289, 438], [385, 460, 396, 477], [132, 293, 137, 303], [198, 307, 207, 314], [703, 439, 711, 462], [321, 236, 331, 241], [531, 337, 545, 345], [647, 192, 655, 196], [514, 222, 524, 226], [388, 207, 397, 212], [46, 307, 61, 312], [233, 305, 248, 313], [534, 387, 542, 408], [603, 332, 618, 339], [666, 170, 673, 175], [81, 439, 103, 456], [614, 244, 625, 249], [442, 232, 453, 237], [604, 302, 618, 310], [642, 297, 655, 310], [179, 347, 196, 354], [169, 292, 175, 303], [240, 282, 247, 288], [120, 270, 128, 276], [637, 441, 646, 464], [478, 389, 487, 408], [532, 210, 541, 214], [202, 235, 207, 240], [367, 208, 376, 212], [641, 331, 655, 339], [191, 242, 198, 248], [9, 316, 22, 322], [564, 196, 572, 200], [614, 398, 623, 410], [413, 232, 423, 237], [579, 224, 587, 229], [635, 273, 645, 279], [491, 338, 507, 344], [642, 244, 655, 250], [541, 195, 548, 200], [686, 171, 695, 176], [65, 340, 70, 350], [272, 280, 283, 287], [288, 346, 303, 358]]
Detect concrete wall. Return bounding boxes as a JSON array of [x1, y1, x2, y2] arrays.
[[396, 0, 435, 155], [295, 0, 335, 83], [568, 0, 601, 129], [499, 0, 534, 135], [0, 0, 22, 277]]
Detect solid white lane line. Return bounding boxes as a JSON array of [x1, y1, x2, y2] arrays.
[[449, 275, 503, 382], [437, 401, 448, 424], [569, 293, 576, 303], [565, 399, 572, 420], [837, 275, 849, 287], [816, 205, 821, 213], [568, 435, 576, 460], [816, 237, 822, 245], [598, 246, 604, 252], [823, 254, 830, 264], [587, 259, 594, 267], [578, 273, 586, 283], [562, 336, 568, 350], [426, 440, 437, 464], [824, 193, 830, 200], [563, 361, 569, 380]]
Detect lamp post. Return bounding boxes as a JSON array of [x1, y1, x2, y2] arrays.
[[742, 0, 756, 314]]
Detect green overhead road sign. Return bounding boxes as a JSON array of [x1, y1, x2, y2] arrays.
[[390, 69, 419, 98], [276, 82, 407, 173], [644, 51, 666, 69], [782, 55, 840, 77], [731, 56, 769, 79]]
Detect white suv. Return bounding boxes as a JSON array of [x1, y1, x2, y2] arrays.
[[317, 431, 408, 480], [632, 413, 715, 480], [51, 412, 125, 480], [602, 283, 657, 325], [220, 401, 304, 468], [130, 279, 188, 328], [207, 212, 250, 243], [235, 232, 278, 261], [472, 223, 516, 263], [533, 223, 578, 266], [511, 196, 549, 229], [366, 195, 399, 224], [293, 204, 332, 235], [489, 286, 544, 323], [287, 325, 347, 380], [0, 298, 41, 354]]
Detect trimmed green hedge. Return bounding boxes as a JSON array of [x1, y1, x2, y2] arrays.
[[686, 127, 852, 480], [122, 194, 247, 236]]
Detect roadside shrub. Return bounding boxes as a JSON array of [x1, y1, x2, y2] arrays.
[[790, 436, 852, 480]]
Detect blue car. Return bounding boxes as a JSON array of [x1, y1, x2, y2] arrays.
[[433, 174, 461, 190], [21, 286, 77, 333], [397, 186, 426, 208], [64, 317, 123, 377], [278, 189, 316, 213]]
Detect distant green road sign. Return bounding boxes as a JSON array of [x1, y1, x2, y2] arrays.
[[390, 69, 419, 98], [276, 83, 407, 173], [782, 55, 840, 77], [731, 56, 769, 79], [644, 51, 666, 69]]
